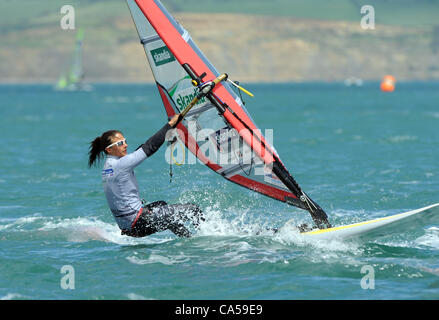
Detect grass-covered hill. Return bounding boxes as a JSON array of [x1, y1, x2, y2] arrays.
[[1, 0, 438, 83]]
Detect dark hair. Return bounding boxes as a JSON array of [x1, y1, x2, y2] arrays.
[[88, 130, 122, 168]]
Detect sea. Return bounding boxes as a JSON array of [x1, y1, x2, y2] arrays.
[[0, 82, 438, 301]]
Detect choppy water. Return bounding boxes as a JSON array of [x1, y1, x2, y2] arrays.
[[0, 82, 438, 300]]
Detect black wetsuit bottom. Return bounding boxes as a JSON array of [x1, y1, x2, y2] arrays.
[[122, 201, 204, 238]]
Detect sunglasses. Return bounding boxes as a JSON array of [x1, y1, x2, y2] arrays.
[[107, 139, 127, 149]]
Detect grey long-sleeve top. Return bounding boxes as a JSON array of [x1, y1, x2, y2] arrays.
[[101, 123, 171, 230]]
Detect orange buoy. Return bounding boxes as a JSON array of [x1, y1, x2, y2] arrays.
[[380, 81, 395, 92], [380, 75, 395, 92]]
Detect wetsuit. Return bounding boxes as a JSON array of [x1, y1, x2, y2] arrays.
[[101, 123, 203, 237]]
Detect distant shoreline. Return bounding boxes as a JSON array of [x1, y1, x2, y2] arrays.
[[1, 12, 438, 83], [2, 80, 439, 86]]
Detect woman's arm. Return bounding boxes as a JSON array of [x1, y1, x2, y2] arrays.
[[141, 122, 171, 157], [140, 115, 179, 157], [119, 116, 179, 170]]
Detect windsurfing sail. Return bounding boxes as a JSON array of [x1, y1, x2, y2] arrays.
[[55, 28, 91, 91], [126, 0, 331, 229]]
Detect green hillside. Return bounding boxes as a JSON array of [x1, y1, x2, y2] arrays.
[[0, 0, 438, 83], [165, 0, 439, 26], [1, 0, 438, 31]]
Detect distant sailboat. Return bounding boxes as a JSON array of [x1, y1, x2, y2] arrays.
[[55, 28, 92, 91]]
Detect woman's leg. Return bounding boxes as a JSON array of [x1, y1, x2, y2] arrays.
[[149, 204, 193, 237], [125, 202, 204, 238]]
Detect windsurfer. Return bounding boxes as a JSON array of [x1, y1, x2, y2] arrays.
[[88, 114, 204, 238]]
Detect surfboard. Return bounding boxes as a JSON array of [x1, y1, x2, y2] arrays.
[[301, 203, 439, 240]]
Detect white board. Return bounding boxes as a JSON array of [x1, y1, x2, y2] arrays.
[[301, 203, 439, 240]]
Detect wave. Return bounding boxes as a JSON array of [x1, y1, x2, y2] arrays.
[[427, 112, 439, 119], [0, 215, 172, 245], [415, 227, 439, 249], [39, 217, 176, 245], [126, 293, 155, 300], [193, 207, 365, 262], [127, 252, 191, 266], [2, 205, 436, 260], [387, 135, 418, 143], [0, 293, 28, 300]]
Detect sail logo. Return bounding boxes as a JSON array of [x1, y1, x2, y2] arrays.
[[151, 46, 176, 66], [174, 87, 207, 112], [263, 167, 284, 188], [102, 168, 114, 181]]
